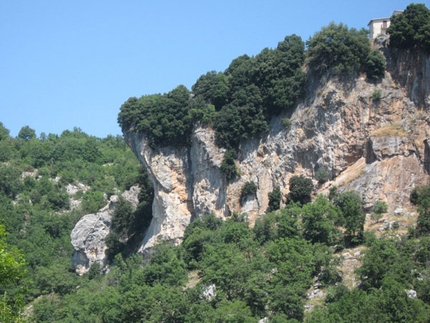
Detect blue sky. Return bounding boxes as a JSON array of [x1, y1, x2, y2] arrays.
[[0, 0, 419, 138]]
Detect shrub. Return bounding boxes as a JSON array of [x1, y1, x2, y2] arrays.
[[282, 118, 292, 127], [268, 186, 282, 212], [366, 50, 386, 80], [287, 175, 313, 204], [370, 200, 387, 224], [373, 200, 388, 214], [240, 181, 257, 201], [220, 150, 239, 180], [315, 167, 329, 184], [372, 89, 382, 102], [410, 187, 420, 205]]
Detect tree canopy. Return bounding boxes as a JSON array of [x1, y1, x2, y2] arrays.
[[388, 3, 430, 52], [306, 22, 371, 75]]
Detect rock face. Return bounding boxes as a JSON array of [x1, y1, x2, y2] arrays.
[[124, 48, 430, 255], [70, 185, 139, 274]]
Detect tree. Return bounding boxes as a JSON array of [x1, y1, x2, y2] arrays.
[[287, 175, 313, 205], [17, 125, 36, 141], [0, 164, 22, 198], [387, 4, 430, 52], [371, 200, 388, 223], [0, 122, 10, 141], [268, 186, 282, 212], [414, 185, 430, 235], [0, 224, 27, 322], [366, 49, 386, 80], [192, 71, 229, 110], [335, 191, 365, 240], [315, 167, 329, 184], [220, 149, 239, 180], [302, 195, 343, 246], [240, 181, 257, 202], [357, 239, 400, 290], [306, 22, 370, 74]]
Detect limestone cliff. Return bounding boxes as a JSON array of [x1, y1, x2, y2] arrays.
[[124, 46, 430, 254], [71, 185, 139, 274]]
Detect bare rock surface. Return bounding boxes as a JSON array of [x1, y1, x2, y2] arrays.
[[70, 185, 139, 274]]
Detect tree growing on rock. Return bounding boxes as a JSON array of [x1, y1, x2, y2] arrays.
[[287, 175, 313, 205]]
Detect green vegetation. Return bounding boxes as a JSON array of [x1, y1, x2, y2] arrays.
[[26, 185, 430, 322], [2, 120, 430, 322], [3, 4, 430, 321], [371, 88, 382, 101], [410, 184, 430, 235], [268, 186, 282, 212], [118, 35, 306, 152], [0, 224, 27, 322], [388, 3, 430, 52], [220, 149, 239, 180], [287, 175, 314, 205], [118, 85, 194, 149], [371, 200, 388, 223], [315, 167, 329, 184], [0, 123, 149, 321], [366, 50, 386, 80], [282, 118, 292, 127], [306, 22, 370, 75], [240, 181, 257, 202]]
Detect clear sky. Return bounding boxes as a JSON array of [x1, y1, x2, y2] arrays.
[[0, 0, 420, 138]]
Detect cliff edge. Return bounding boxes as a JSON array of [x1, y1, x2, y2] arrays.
[[123, 46, 430, 255]]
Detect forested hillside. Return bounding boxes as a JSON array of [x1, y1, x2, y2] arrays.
[[2, 3, 430, 323], [0, 123, 148, 322]]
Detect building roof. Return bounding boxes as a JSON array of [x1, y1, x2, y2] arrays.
[[367, 10, 403, 26]]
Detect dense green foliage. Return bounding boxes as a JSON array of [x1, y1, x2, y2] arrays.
[[371, 200, 388, 223], [28, 188, 430, 322], [31, 204, 341, 322], [287, 175, 314, 205], [306, 22, 371, 74], [388, 3, 430, 52], [268, 186, 282, 212], [410, 184, 430, 235], [308, 236, 430, 322], [0, 123, 149, 321], [0, 224, 27, 322], [315, 167, 329, 184], [118, 85, 194, 149], [118, 35, 306, 151], [365, 49, 386, 80], [5, 5, 430, 320], [220, 149, 240, 180], [333, 191, 365, 243], [105, 168, 154, 260], [2, 125, 429, 322]]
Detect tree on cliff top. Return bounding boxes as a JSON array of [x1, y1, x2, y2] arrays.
[[388, 3, 430, 52], [306, 22, 370, 75]]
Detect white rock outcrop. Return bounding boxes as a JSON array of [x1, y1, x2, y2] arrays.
[[70, 185, 139, 274], [122, 50, 430, 255]]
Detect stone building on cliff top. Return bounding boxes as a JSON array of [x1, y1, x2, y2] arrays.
[[368, 10, 403, 39]]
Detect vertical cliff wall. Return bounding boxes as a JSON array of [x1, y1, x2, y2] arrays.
[[124, 48, 430, 254]]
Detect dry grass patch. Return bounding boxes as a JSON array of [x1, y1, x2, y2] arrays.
[[184, 270, 201, 289], [370, 123, 407, 137]]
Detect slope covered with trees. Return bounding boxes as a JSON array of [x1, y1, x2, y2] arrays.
[[29, 190, 430, 322], [2, 3, 430, 321], [0, 122, 150, 321]]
